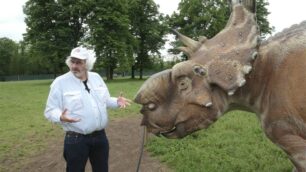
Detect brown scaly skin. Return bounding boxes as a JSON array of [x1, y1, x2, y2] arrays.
[[134, 0, 306, 171], [135, 24, 306, 171]]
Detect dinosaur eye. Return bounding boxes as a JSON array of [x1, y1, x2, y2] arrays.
[[193, 65, 207, 76], [179, 80, 187, 90], [146, 103, 156, 110], [178, 77, 191, 91]]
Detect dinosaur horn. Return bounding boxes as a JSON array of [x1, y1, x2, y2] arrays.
[[242, 0, 256, 13], [230, 0, 256, 12], [172, 29, 200, 52], [176, 46, 193, 57]]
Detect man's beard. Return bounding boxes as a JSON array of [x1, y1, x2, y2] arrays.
[[72, 70, 83, 78]]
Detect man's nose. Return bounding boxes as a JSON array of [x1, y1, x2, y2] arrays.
[[71, 62, 78, 68]]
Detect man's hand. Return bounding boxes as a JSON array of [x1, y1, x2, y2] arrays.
[[117, 93, 132, 108], [60, 109, 81, 123]]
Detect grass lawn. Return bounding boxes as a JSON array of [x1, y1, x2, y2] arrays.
[[146, 111, 292, 172], [0, 78, 143, 171], [0, 79, 293, 171]]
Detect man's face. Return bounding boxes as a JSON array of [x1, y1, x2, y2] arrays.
[[69, 57, 87, 80]]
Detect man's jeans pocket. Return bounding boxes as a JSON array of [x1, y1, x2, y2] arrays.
[[64, 134, 83, 145]]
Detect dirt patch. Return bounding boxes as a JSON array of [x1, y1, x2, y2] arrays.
[[17, 116, 171, 172]]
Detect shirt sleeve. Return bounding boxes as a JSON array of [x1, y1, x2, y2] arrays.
[[98, 75, 119, 108], [44, 81, 63, 123], [106, 97, 119, 108]]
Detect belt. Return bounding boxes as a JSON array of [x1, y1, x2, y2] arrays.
[[66, 129, 104, 137]]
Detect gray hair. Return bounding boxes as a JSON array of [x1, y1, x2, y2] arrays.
[[65, 56, 96, 71]]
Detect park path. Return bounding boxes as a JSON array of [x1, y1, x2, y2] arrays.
[[18, 116, 171, 172]]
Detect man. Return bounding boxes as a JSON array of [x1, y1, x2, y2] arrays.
[[44, 46, 131, 172]]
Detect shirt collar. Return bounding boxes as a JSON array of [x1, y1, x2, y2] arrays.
[[69, 71, 89, 83]]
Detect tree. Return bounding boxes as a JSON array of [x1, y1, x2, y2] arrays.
[[87, 0, 134, 80], [0, 38, 18, 80], [9, 41, 28, 76], [256, 0, 274, 38], [23, 0, 91, 76], [168, 0, 273, 59], [129, 0, 168, 79], [20, 42, 52, 75]]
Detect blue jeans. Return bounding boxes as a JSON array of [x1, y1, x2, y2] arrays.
[[63, 130, 109, 172]]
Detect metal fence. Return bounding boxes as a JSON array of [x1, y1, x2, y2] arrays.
[[2, 74, 55, 81], [1, 70, 159, 82]]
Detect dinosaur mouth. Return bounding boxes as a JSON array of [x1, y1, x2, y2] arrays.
[[141, 117, 188, 139], [159, 126, 176, 135], [159, 123, 187, 139]]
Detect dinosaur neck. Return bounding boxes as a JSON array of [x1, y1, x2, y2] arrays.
[[228, 50, 273, 114]]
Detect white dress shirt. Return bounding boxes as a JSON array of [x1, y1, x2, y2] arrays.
[[44, 71, 118, 134]]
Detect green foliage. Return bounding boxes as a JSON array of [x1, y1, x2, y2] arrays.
[[256, 0, 274, 37], [129, 0, 168, 79], [19, 0, 172, 78], [0, 38, 52, 78], [0, 38, 18, 80], [22, 0, 167, 79], [87, 0, 134, 80], [23, 0, 91, 75], [8, 0, 274, 78], [8, 41, 27, 76], [171, 0, 230, 39], [146, 111, 292, 172]]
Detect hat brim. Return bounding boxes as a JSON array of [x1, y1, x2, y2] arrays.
[[69, 55, 87, 60]]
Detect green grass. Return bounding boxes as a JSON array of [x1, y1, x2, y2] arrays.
[[106, 78, 144, 118], [0, 78, 143, 171], [0, 80, 58, 170], [0, 79, 293, 171], [146, 111, 292, 172]]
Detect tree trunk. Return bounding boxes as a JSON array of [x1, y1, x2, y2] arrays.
[[139, 66, 143, 79], [53, 65, 57, 79], [109, 67, 114, 80], [106, 67, 110, 80], [131, 65, 135, 79]]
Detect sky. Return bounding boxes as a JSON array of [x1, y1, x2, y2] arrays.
[[0, 0, 305, 42]]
